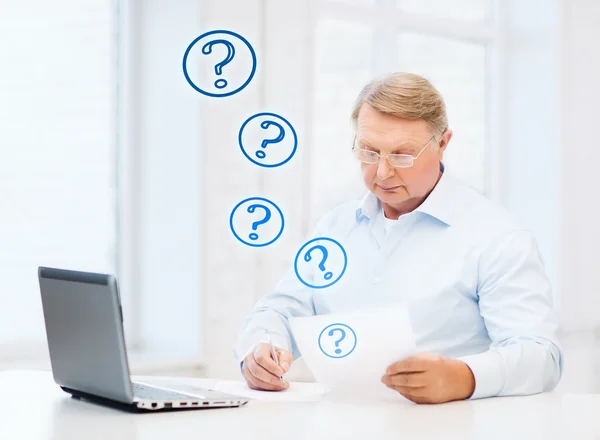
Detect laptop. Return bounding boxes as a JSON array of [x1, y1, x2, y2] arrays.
[[37, 266, 248, 412]]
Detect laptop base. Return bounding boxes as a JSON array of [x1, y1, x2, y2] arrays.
[[62, 386, 247, 413]]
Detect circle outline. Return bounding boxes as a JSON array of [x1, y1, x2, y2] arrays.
[[182, 29, 257, 98], [318, 323, 357, 359], [294, 237, 348, 289], [238, 112, 298, 168], [229, 197, 285, 247]]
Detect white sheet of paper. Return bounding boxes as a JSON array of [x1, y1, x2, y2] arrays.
[[289, 304, 417, 401], [212, 380, 325, 402]]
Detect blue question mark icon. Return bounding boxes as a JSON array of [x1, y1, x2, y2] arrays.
[[247, 204, 271, 241], [304, 245, 333, 280], [318, 323, 356, 358], [328, 328, 346, 355], [202, 39, 235, 89], [256, 120, 285, 159]]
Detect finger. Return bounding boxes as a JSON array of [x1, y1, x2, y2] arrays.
[[388, 385, 431, 404], [243, 364, 287, 391], [386, 355, 435, 375], [243, 368, 262, 390], [381, 372, 428, 388], [242, 364, 263, 390], [386, 359, 427, 375], [276, 349, 293, 373], [247, 374, 282, 391], [245, 372, 277, 391], [247, 357, 286, 387], [254, 345, 285, 377], [387, 384, 428, 399]]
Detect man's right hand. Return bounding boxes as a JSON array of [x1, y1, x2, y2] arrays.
[[242, 343, 293, 391]]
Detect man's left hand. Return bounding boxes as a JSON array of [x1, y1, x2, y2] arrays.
[[381, 352, 476, 404]]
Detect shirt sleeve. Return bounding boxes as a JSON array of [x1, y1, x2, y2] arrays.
[[233, 265, 317, 364], [233, 217, 335, 364], [457, 229, 564, 399]]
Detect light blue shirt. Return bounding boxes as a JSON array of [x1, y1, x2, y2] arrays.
[[234, 165, 563, 399]]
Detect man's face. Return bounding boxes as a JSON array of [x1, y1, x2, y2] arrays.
[[355, 103, 451, 213]]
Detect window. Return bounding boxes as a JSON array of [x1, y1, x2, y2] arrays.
[[0, 1, 117, 356]]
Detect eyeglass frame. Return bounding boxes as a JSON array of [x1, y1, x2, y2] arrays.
[[352, 134, 437, 168]]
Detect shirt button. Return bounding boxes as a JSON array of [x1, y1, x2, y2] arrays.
[[374, 277, 380, 284]]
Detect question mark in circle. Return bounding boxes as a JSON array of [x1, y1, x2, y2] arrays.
[[256, 120, 285, 159], [304, 245, 333, 280], [247, 204, 271, 241], [201, 39, 235, 89], [328, 328, 346, 355]]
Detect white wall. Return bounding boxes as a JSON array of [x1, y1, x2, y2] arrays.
[[495, 0, 600, 334], [501, 0, 562, 309], [559, 0, 600, 332], [122, 0, 203, 358]]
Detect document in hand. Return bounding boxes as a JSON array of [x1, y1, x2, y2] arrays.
[[289, 304, 417, 401]]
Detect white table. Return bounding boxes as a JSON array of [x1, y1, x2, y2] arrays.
[[1, 370, 599, 440]]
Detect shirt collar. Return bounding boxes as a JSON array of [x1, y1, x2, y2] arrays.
[[356, 191, 380, 221], [356, 162, 455, 226]]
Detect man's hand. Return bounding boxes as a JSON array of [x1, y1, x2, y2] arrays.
[[242, 344, 293, 391], [381, 352, 475, 404]]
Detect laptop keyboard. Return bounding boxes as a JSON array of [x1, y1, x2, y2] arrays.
[[132, 382, 204, 401]]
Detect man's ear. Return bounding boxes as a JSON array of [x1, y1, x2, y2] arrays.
[[437, 130, 453, 158]]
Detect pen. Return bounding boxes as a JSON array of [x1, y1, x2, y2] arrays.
[[264, 329, 284, 384]]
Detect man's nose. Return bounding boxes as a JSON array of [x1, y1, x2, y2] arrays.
[[376, 156, 395, 180]]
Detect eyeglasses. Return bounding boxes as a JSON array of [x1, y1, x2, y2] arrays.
[[352, 135, 436, 168]]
